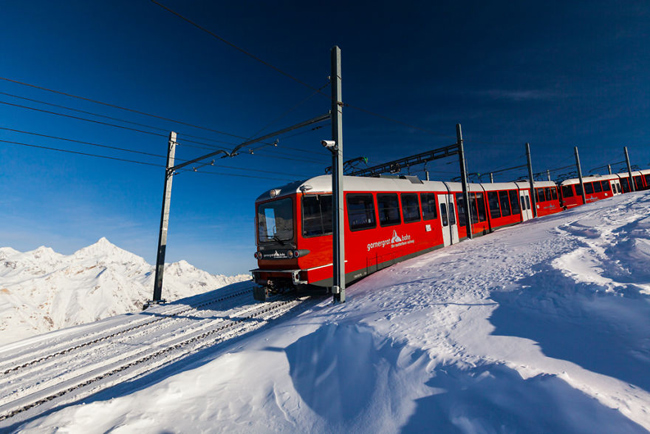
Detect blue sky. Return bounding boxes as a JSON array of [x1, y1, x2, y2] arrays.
[[1, 0, 649, 276]]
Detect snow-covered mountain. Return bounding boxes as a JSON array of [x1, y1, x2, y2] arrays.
[[0, 237, 250, 345]]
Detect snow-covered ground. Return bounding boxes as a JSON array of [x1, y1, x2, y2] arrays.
[[4, 192, 650, 433], [0, 238, 250, 346]]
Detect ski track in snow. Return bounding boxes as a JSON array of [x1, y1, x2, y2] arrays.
[[1, 193, 650, 433]]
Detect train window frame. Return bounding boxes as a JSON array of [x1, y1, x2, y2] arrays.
[[575, 184, 583, 196], [469, 193, 479, 224], [401, 193, 421, 223], [455, 193, 467, 227], [420, 193, 438, 220], [440, 203, 448, 226], [488, 191, 501, 219], [602, 181, 611, 192], [377, 193, 402, 227], [585, 182, 594, 194], [508, 190, 520, 215], [498, 190, 511, 217], [257, 197, 295, 244], [536, 188, 545, 203], [346, 193, 377, 231], [562, 185, 574, 198], [476, 192, 486, 222], [593, 181, 602, 193], [551, 188, 558, 200], [301, 194, 333, 238]]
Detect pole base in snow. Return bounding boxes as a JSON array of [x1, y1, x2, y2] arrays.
[[143, 299, 167, 310]]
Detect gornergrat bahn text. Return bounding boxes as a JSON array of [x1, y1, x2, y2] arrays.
[[251, 169, 650, 301]]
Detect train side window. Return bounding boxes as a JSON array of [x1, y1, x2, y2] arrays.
[[645, 175, 650, 185], [449, 201, 456, 225], [562, 185, 574, 198], [440, 203, 448, 226], [499, 191, 511, 216], [621, 178, 630, 193], [377, 193, 401, 227], [545, 187, 553, 201], [602, 181, 611, 192], [455, 193, 467, 227], [421, 193, 438, 220], [536, 188, 545, 203], [551, 188, 558, 200], [508, 190, 520, 214], [520, 196, 526, 211], [575, 184, 583, 196], [469, 193, 479, 224], [617, 183, 623, 193], [476, 193, 486, 222], [585, 182, 594, 194], [488, 191, 501, 219], [401, 193, 421, 223], [634, 176, 643, 190], [593, 181, 602, 193], [302, 195, 332, 237], [347, 194, 376, 231]]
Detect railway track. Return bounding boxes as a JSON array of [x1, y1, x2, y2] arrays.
[[0, 288, 316, 427], [0, 284, 254, 376]]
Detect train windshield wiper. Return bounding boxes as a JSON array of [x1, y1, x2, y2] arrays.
[[272, 235, 285, 245]]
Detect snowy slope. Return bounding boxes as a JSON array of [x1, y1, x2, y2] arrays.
[[8, 192, 650, 433], [0, 238, 250, 345]]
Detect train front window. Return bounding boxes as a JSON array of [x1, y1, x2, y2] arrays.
[[258, 198, 294, 244]]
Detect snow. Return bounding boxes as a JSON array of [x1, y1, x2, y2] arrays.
[[4, 192, 650, 433], [0, 237, 250, 346]]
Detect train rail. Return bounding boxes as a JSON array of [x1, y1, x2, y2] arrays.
[[0, 289, 316, 427], [0, 284, 255, 377]]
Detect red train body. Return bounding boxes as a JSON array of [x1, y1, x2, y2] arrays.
[[251, 175, 565, 298]]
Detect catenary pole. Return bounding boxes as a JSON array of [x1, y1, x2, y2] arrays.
[[331, 46, 345, 303], [489, 173, 494, 183], [624, 146, 636, 192], [608, 164, 612, 175], [526, 143, 537, 217], [575, 146, 587, 204], [152, 132, 177, 304], [457, 124, 472, 239]]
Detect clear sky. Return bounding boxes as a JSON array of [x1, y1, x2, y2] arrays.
[[1, 0, 648, 276]]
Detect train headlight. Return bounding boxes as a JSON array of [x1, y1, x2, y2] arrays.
[[287, 250, 294, 258], [254, 252, 261, 259]]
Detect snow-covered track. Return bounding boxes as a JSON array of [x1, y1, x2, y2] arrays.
[[0, 285, 254, 376], [0, 293, 316, 426]]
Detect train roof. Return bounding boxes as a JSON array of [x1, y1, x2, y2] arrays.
[[256, 175, 531, 202], [559, 170, 650, 186]]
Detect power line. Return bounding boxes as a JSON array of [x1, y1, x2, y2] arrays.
[[150, 0, 326, 95], [0, 139, 165, 168], [0, 99, 169, 138], [0, 76, 244, 139], [0, 138, 310, 182], [0, 126, 167, 159], [150, 2, 453, 140]]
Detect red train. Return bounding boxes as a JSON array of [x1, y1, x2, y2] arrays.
[[251, 175, 564, 299], [558, 169, 650, 208]]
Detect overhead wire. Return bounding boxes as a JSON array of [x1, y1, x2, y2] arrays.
[[0, 76, 244, 139], [150, 1, 454, 140]]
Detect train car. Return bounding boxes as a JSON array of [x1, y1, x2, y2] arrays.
[[252, 175, 532, 300], [559, 174, 622, 208], [617, 169, 650, 193], [528, 181, 563, 217]]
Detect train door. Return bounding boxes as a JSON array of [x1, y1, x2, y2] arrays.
[[437, 194, 459, 246], [610, 180, 622, 195], [519, 190, 533, 221]]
